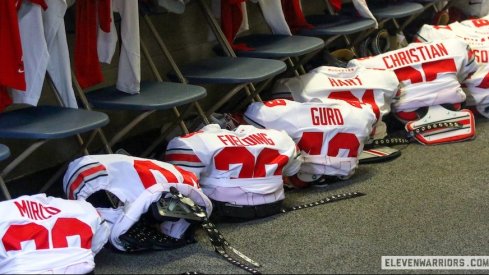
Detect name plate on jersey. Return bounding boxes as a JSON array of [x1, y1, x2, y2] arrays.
[[405, 105, 475, 145]]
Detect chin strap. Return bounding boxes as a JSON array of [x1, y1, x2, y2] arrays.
[[279, 192, 366, 213], [166, 186, 262, 274], [163, 187, 366, 274]]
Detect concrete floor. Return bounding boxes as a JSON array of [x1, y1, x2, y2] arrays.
[[92, 118, 489, 274]]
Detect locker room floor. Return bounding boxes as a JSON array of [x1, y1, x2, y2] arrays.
[[86, 117, 489, 274]]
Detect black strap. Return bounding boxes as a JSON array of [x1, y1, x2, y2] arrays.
[[167, 187, 366, 274], [168, 187, 262, 274], [364, 136, 410, 149], [280, 192, 366, 213], [212, 200, 283, 221]]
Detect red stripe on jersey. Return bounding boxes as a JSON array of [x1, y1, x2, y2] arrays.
[[68, 165, 107, 199], [165, 153, 202, 163], [364, 149, 386, 157]]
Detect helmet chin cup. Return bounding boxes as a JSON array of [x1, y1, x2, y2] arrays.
[[405, 105, 475, 145]]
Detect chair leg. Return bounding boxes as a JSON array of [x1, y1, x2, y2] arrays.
[[141, 103, 197, 158], [0, 176, 11, 200], [141, 15, 210, 128], [0, 141, 46, 179], [39, 162, 70, 194], [109, 111, 156, 148], [234, 77, 276, 112]]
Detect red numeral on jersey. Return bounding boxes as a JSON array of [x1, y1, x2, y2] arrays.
[[214, 147, 289, 178], [298, 132, 360, 157], [475, 71, 489, 89], [264, 99, 287, 107], [133, 159, 199, 189], [471, 19, 489, 28], [328, 89, 380, 119], [394, 59, 457, 84], [2, 218, 92, 252]]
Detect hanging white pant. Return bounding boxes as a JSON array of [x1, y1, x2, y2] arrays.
[[352, 0, 378, 29], [97, 0, 141, 94], [43, 0, 77, 108], [11, 1, 49, 106], [256, 0, 292, 35], [11, 0, 77, 108]]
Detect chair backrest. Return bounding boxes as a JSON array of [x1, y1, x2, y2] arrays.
[[140, 0, 288, 115]]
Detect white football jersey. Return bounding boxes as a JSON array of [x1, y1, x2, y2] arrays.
[[271, 65, 399, 139], [457, 18, 489, 117], [348, 39, 479, 113], [461, 16, 489, 30], [416, 23, 489, 62], [244, 98, 376, 179], [0, 193, 109, 274], [416, 23, 489, 118], [165, 124, 301, 206], [63, 154, 212, 251]]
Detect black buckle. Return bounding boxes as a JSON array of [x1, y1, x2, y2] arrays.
[[151, 187, 207, 222]]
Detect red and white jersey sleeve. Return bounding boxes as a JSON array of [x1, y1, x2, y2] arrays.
[[0, 193, 109, 274], [63, 154, 212, 251], [244, 98, 376, 179], [165, 124, 301, 206], [348, 39, 479, 112]]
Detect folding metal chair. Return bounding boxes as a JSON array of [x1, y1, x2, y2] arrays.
[[296, 0, 378, 57], [142, 0, 287, 118], [367, 0, 425, 50], [0, 77, 110, 198], [0, 144, 11, 200], [81, 41, 208, 158], [228, 2, 325, 76], [409, 0, 451, 25]]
